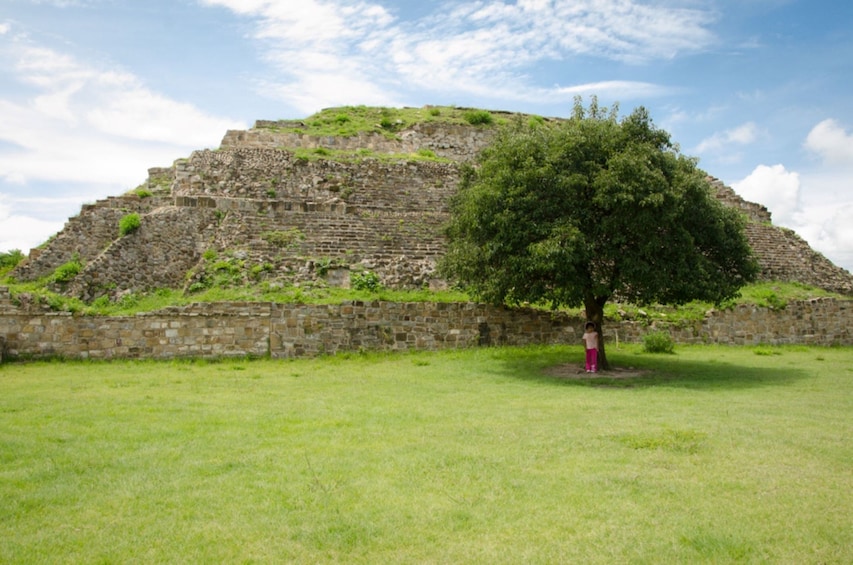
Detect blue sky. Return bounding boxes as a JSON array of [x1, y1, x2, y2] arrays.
[[2, 0, 852, 271]]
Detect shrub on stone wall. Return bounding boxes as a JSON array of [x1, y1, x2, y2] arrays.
[[119, 213, 141, 236], [53, 254, 82, 283], [351, 270, 381, 291]]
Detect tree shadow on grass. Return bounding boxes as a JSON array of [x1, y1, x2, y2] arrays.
[[491, 347, 810, 391]]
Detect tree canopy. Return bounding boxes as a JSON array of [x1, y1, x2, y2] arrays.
[[440, 98, 759, 368]]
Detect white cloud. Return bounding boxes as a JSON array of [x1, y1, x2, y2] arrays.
[[30, 0, 88, 6], [791, 201, 853, 273], [732, 164, 853, 272], [85, 85, 243, 146], [0, 195, 66, 252], [450, 0, 714, 62], [0, 31, 245, 187], [258, 72, 400, 117], [793, 166, 853, 272], [554, 81, 676, 99], [696, 122, 759, 153], [202, 0, 716, 112], [0, 24, 246, 252], [732, 164, 800, 226], [795, 119, 853, 270], [822, 204, 853, 271], [804, 119, 853, 165]]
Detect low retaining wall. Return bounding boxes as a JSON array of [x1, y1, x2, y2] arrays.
[[1, 297, 850, 361], [613, 298, 851, 346]]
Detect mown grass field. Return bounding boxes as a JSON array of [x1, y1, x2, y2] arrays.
[[1, 344, 851, 563]]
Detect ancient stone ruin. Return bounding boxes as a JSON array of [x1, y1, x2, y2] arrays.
[[10, 108, 853, 301]]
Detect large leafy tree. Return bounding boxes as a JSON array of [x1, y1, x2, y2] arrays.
[[441, 98, 759, 369]]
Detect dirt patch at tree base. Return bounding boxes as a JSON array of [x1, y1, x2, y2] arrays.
[[544, 364, 651, 380]]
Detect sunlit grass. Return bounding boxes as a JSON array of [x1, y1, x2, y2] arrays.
[[0, 280, 473, 316], [289, 146, 453, 164], [597, 281, 845, 325], [1, 271, 845, 320], [1, 345, 851, 563], [261, 105, 508, 138]]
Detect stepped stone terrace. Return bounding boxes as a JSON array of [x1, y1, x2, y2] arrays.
[[10, 108, 853, 302]]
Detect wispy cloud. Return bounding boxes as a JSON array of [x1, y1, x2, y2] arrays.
[[28, 0, 88, 6], [553, 81, 677, 99], [202, 0, 717, 112], [695, 122, 760, 153], [0, 27, 244, 187], [0, 194, 66, 252], [0, 23, 245, 251]]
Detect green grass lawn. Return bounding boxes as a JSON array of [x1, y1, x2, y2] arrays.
[[1, 345, 851, 563]]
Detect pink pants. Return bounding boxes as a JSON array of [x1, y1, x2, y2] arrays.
[[585, 348, 598, 372]]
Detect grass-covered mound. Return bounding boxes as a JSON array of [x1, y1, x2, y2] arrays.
[[258, 104, 514, 138]]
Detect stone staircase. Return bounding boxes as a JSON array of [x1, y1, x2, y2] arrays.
[[12, 194, 172, 282], [745, 223, 852, 294], [204, 205, 446, 286]]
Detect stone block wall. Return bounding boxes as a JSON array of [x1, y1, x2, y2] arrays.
[[1, 290, 850, 361], [175, 148, 460, 213], [267, 301, 575, 358], [744, 223, 853, 294], [221, 121, 498, 162], [708, 177, 771, 224], [606, 298, 851, 346], [13, 194, 171, 282], [67, 207, 220, 301], [0, 303, 270, 360], [167, 148, 459, 288]]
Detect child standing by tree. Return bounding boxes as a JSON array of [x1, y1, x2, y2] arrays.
[[582, 322, 599, 373]]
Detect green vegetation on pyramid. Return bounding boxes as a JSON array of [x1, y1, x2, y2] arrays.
[[4, 106, 852, 315]]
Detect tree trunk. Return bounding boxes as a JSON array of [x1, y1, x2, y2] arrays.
[[584, 295, 610, 371]]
